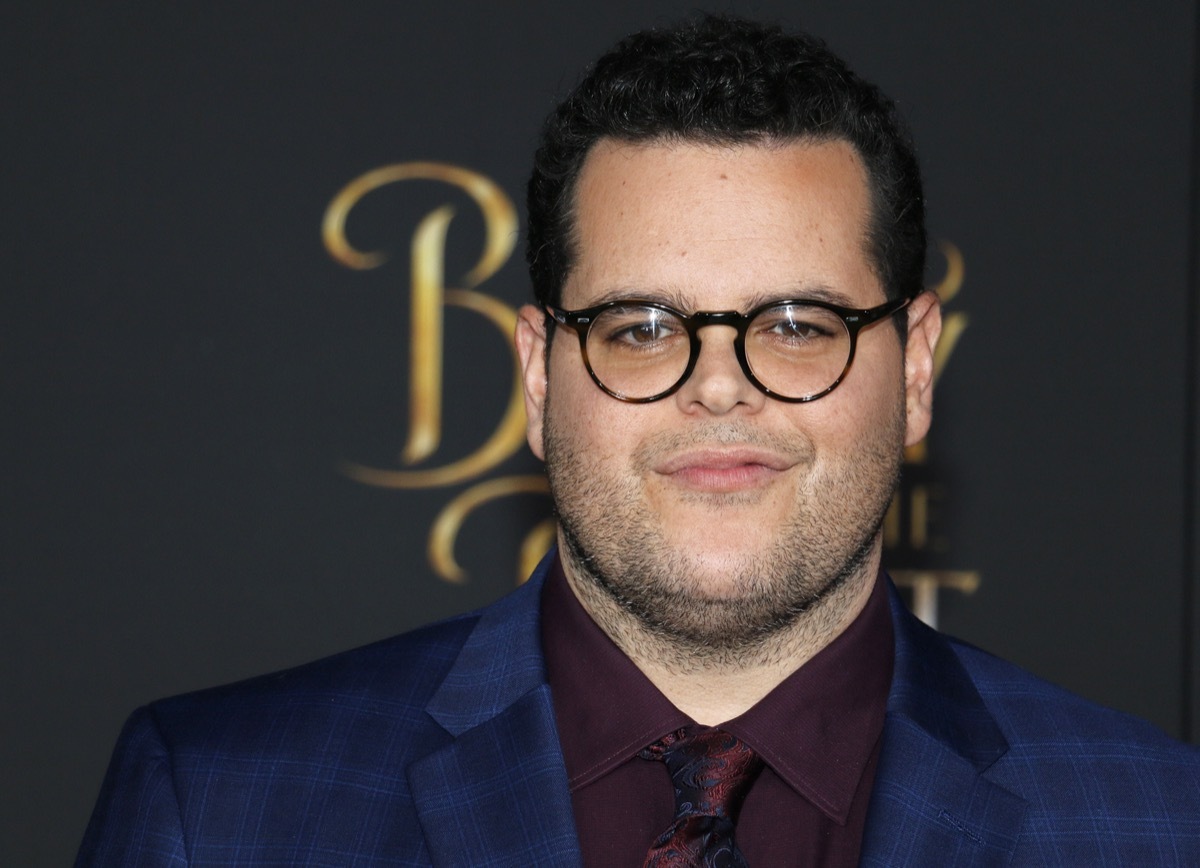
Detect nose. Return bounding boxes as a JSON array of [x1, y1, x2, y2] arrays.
[[673, 325, 766, 415]]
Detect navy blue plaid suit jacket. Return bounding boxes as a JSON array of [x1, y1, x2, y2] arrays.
[[78, 554, 1200, 866]]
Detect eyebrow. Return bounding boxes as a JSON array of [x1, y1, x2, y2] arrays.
[[579, 283, 860, 312]]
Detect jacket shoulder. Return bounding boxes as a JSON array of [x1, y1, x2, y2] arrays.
[[944, 633, 1200, 859], [944, 634, 1196, 755], [148, 613, 481, 749], [879, 602, 1200, 865], [78, 615, 484, 867]]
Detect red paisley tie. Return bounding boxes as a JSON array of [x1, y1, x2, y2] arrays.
[[640, 726, 764, 868]]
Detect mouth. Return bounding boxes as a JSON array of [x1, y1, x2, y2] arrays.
[[654, 448, 794, 493]]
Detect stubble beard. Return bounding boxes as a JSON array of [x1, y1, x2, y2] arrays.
[[543, 391, 905, 670]]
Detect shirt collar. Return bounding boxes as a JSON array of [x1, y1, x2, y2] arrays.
[[541, 556, 689, 790], [722, 570, 893, 823], [541, 556, 893, 822]]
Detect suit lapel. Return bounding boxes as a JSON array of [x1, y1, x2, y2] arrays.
[[407, 563, 1028, 865], [408, 555, 583, 867], [860, 584, 1027, 866]]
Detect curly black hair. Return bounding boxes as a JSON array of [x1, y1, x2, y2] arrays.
[[526, 15, 925, 308]]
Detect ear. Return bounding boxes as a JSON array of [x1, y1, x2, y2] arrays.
[[903, 291, 942, 447], [515, 304, 549, 460]]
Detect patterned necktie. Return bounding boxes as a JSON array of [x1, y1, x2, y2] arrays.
[[640, 726, 764, 868]]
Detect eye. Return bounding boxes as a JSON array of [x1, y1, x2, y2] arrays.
[[615, 319, 673, 344], [769, 319, 821, 341], [756, 306, 838, 340], [594, 307, 683, 350]]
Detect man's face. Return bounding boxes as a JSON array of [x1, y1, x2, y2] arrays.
[[516, 138, 940, 653]]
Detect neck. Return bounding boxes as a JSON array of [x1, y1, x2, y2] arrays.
[[560, 546, 880, 725]]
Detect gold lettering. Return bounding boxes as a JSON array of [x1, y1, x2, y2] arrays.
[[323, 162, 516, 281], [407, 205, 451, 463], [928, 239, 964, 303], [427, 475, 551, 583], [341, 289, 527, 488], [930, 240, 968, 389], [323, 163, 526, 486], [518, 519, 558, 586], [890, 570, 980, 628], [906, 240, 968, 464], [887, 242, 978, 620]]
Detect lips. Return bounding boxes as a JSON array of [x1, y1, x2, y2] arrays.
[[654, 447, 795, 492], [656, 448, 794, 474]]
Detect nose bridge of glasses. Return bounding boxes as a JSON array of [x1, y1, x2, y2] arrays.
[[690, 310, 747, 357], [690, 309, 745, 331], [685, 312, 757, 395], [689, 311, 745, 356]]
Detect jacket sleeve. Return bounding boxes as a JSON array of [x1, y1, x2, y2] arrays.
[[76, 707, 189, 867]]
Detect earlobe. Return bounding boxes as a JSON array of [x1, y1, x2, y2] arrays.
[[515, 304, 549, 460], [903, 292, 942, 447]]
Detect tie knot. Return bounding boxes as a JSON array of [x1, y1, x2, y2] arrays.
[[641, 726, 764, 822]]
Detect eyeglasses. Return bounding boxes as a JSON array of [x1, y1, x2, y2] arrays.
[[545, 293, 916, 403]]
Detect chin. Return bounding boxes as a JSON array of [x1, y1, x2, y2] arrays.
[[658, 514, 777, 550], [668, 547, 767, 584]]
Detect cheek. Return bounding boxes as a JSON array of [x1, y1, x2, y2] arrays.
[[545, 350, 630, 460], [795, 359, 907, 457]]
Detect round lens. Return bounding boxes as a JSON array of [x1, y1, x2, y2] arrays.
[[585, 304, 691, 399], [745, 304, 851, 399]]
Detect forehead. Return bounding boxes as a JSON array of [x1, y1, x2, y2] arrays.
[[565, 137, 879, 311]]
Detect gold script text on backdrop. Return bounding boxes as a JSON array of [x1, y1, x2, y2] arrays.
[[323, 162, 552, 584], [889, 241, 980, 627], [324, 163, 975, 624]]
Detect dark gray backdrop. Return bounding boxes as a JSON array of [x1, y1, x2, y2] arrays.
[[4, 2, 1198, 864]]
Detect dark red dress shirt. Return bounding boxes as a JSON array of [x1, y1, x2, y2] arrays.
[[541, 557, 894, 866]]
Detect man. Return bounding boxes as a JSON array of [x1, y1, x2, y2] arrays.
[[78, 15, 1199, 866]]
